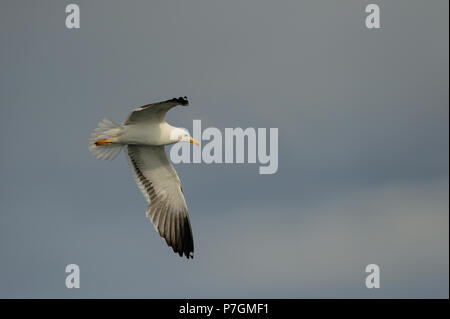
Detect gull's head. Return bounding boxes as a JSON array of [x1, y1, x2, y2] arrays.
[[170, 127, 200, 146]]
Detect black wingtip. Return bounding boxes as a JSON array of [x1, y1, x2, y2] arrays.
[[173, 96, 189, 106], [184, 250, 194, 259], [174, 247, 193, 259]]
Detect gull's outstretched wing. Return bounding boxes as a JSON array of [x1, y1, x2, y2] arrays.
[[124, 96, 189, 125], [126, 144, 194, 259]]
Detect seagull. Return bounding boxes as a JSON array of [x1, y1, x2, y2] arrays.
[[89, 97, 199, 259]]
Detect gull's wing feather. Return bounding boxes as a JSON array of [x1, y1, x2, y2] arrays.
[[126, 144, 194, 258], [124, 97, 189, 125]]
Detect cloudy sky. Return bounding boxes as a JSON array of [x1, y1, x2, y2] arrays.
[[0, 0, 448, 298]]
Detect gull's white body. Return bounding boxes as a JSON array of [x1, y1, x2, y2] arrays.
[[118, 122, 177, 146], [89, 97, 196, 259]]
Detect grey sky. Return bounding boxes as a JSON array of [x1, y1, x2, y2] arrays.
[[0, 0, 448, 298]]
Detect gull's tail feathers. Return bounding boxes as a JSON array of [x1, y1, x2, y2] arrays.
[[89, 118, 124, 161]]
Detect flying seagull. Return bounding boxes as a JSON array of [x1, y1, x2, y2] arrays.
[[89, 97, 199, 259]]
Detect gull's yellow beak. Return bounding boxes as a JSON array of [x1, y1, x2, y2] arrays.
[[190, 138, 200, 146]]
